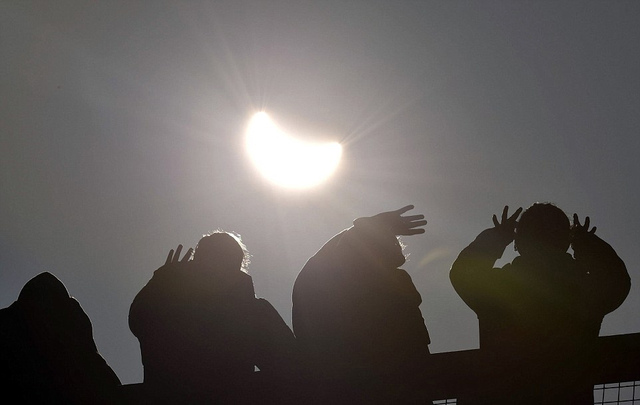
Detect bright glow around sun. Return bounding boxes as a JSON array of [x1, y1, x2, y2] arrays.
[[245, 112, 342, 189]]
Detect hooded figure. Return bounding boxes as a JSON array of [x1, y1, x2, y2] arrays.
[[0, 272, 121, 404]]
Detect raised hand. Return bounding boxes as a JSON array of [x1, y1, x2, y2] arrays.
[[164, 244, 194, 266], [571, 214, 596, 240], [354, 205, 427, 236], [492, 205, 523, 244]]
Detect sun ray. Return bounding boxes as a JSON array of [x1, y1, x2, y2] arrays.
[[341, 89, 424, 146]]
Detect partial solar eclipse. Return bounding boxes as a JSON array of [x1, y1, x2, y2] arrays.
[[245, 112, 342, 189]]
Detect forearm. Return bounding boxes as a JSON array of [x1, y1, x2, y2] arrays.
[[452, 228, 510, 271], [450, 228, 510, 296], [342, 221, 405, 268], [128, 265, 175, 336]]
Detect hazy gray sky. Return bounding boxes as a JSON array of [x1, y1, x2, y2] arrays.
[[2, 1, 639, 384]]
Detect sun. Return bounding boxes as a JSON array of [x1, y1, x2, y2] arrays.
[[245, 112, 342, 189]]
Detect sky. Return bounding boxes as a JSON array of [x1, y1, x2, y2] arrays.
[[2, 1, 639, 384]]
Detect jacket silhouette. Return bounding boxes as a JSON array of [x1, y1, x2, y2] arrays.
[[292, 206, 430, 404], [450, 204, 631, 404], [129, 232, 297, 404]]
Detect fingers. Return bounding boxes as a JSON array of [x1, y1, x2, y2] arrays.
[[573, 214, 592, 229], [181, 248, 194, 263], [394, 205, 415, 216], [583, 216, 596, 234], [165, 249, 175, 266], [393, 208, 427, 235], [165, 244, 191, 265], [493, 206, 521, 230], [407, 219, 428, 228], [572, 214, 597, 235], [380, 205, 427, 236], [173, 244, 183, 263], [508, 207, 523, 222]]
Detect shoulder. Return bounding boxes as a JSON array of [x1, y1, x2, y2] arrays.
[[295, 253, 349, 288], [393, 268, 415, 284], [151, 262, 187, 281]]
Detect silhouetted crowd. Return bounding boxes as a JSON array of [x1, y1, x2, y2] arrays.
[[0, 203, 631, 404]]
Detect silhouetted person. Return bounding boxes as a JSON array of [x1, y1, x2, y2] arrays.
[[450, 204, 631, 404], [0, 272, 121, 404], [129, 231, 298, 404], [292, 205, 431, 404]]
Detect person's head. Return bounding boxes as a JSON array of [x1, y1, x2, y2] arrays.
[[17, 272, 94, 346], [364, 233, 407, 269], [18, 272, 69, 305], [193, 231, 250, 273], [514, 203, 571, 257]]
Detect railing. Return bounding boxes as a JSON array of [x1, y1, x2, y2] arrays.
[[594, 381, 640, 404], [119, 333, 640, 404], [427, 333, 640, 404]]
